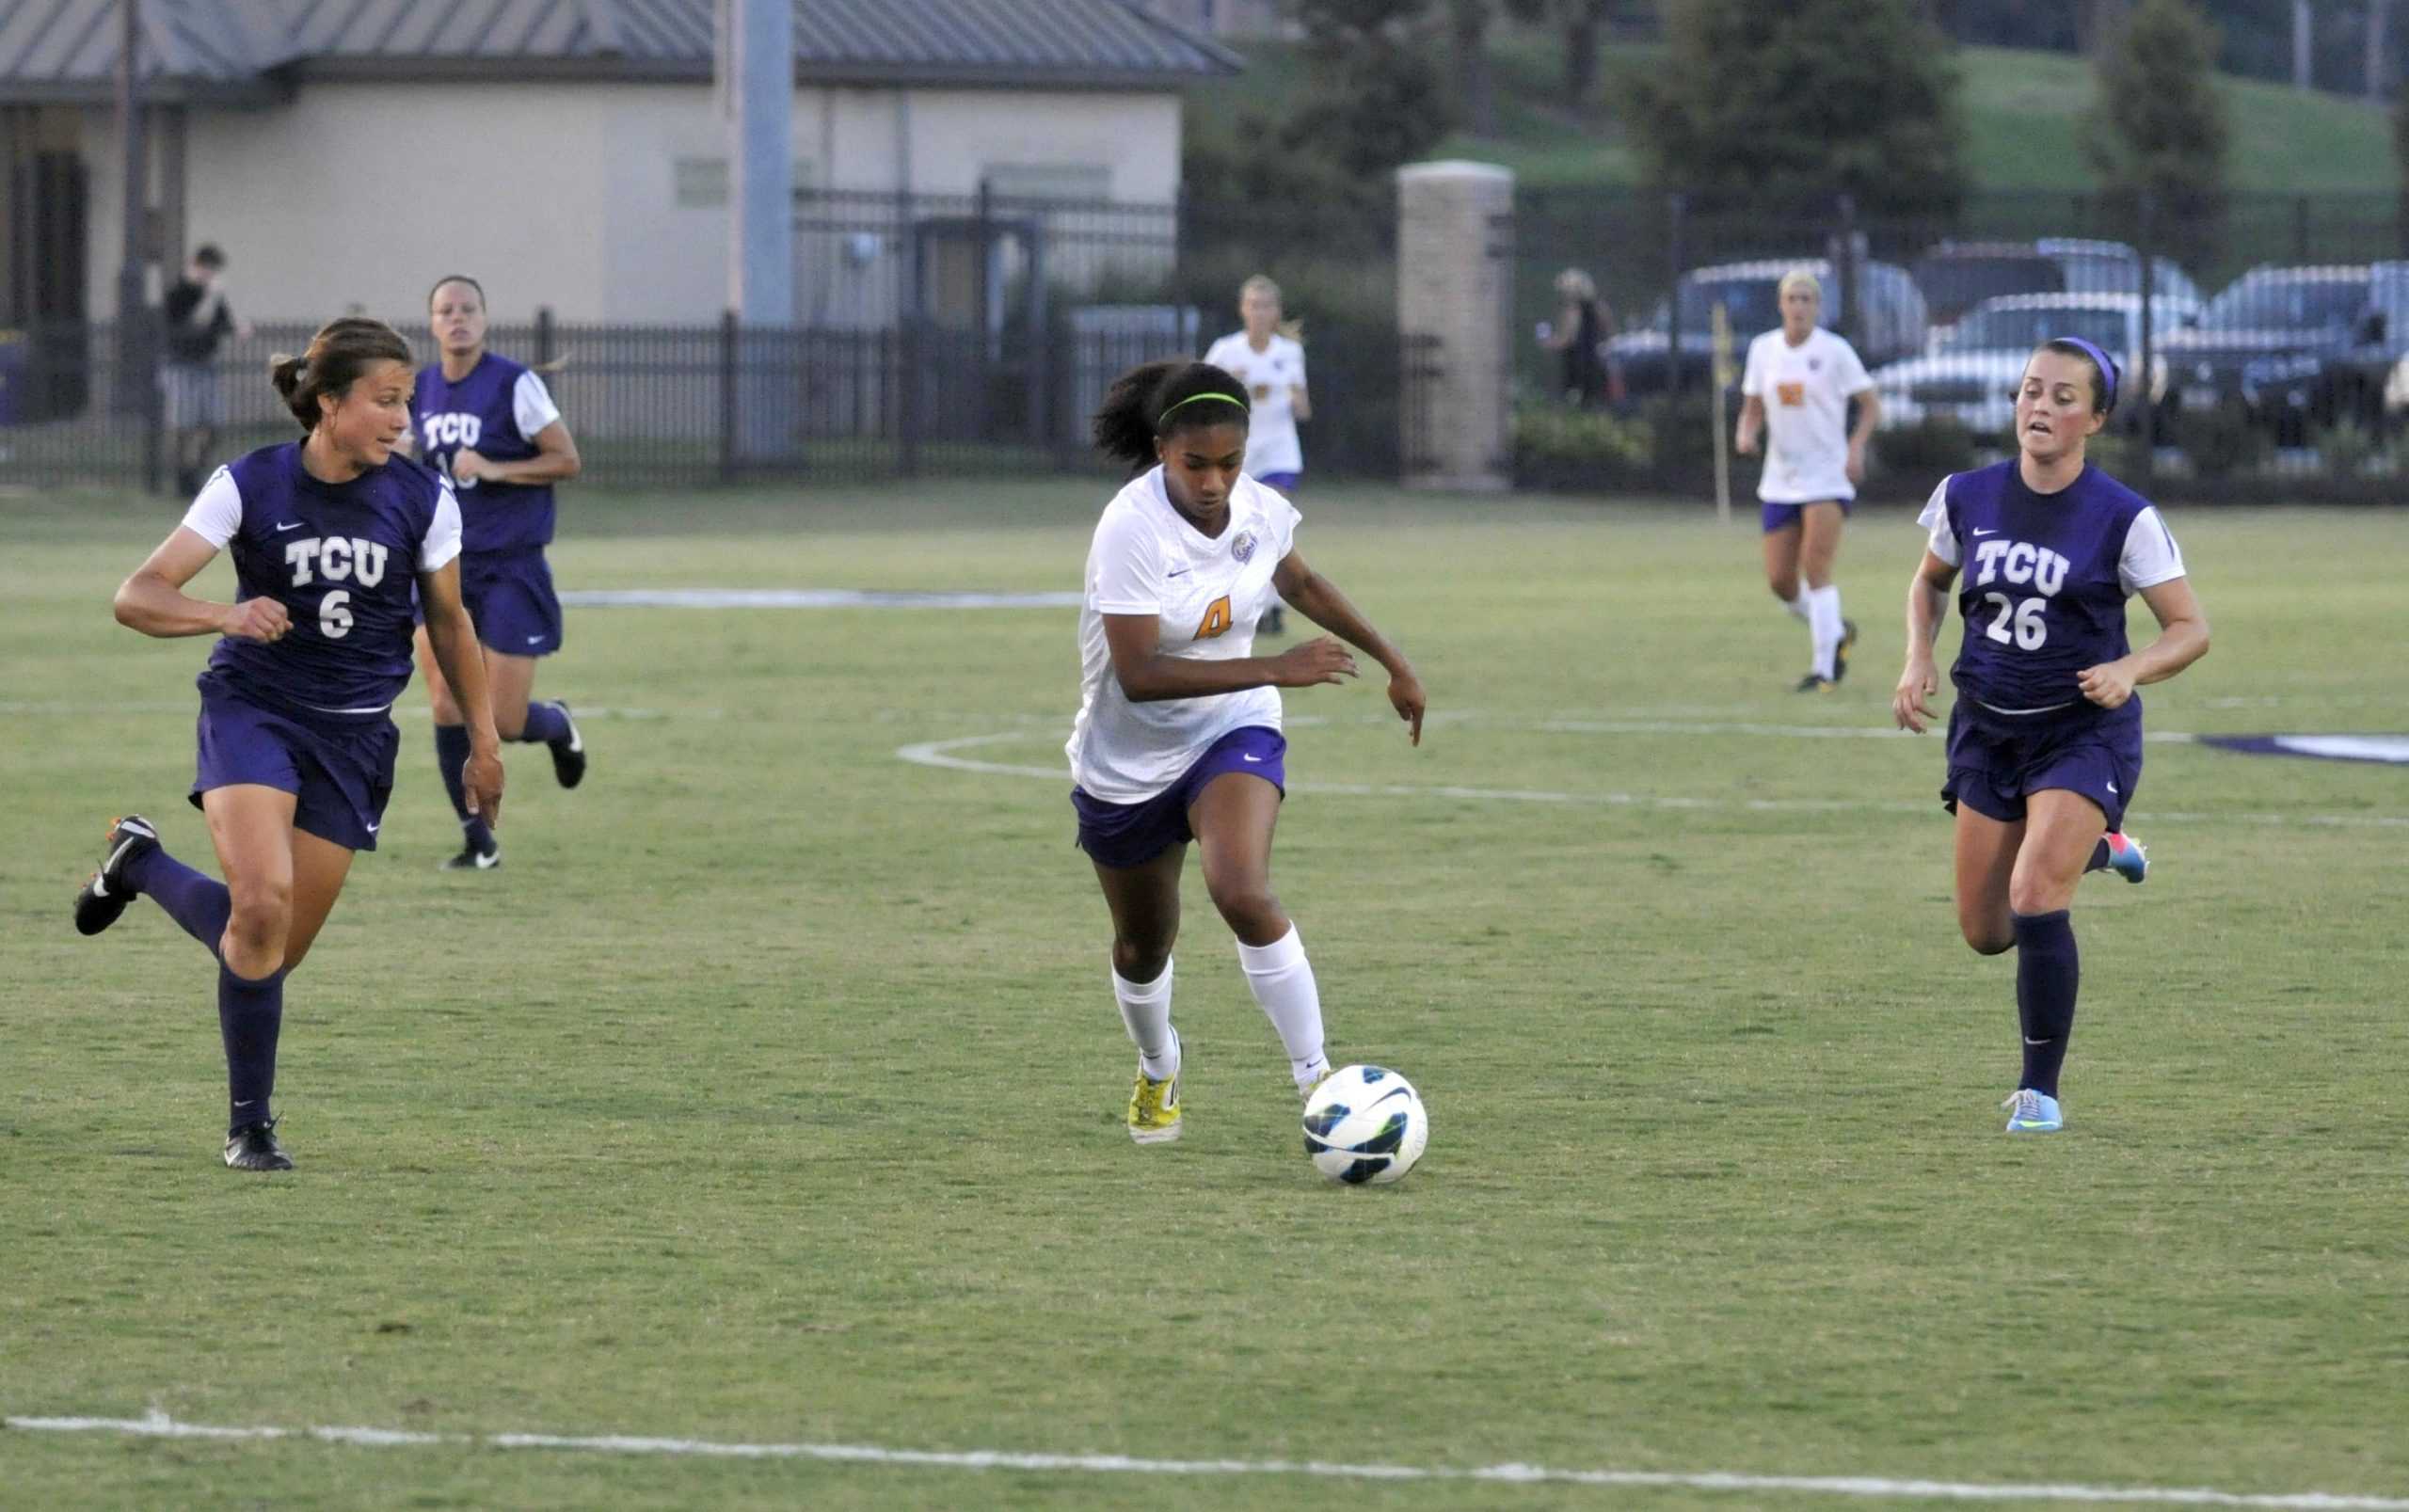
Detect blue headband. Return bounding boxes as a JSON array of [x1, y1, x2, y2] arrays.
[[2051, 335, 2120, 413]]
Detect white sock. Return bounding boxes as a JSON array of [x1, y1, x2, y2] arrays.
[[1782, 592, 1810, 622], [1808, 584, 1844, 678], [1112, 961, 1179, 1081], [1236, 926, 1328, 1091]]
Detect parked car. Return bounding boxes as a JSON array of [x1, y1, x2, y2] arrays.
[[2034, 238, 2205, 313], [1872, 292, 2195, 439], [1911, 239, 2203, 335], [1607, 257, 1929, 399], [2153, 264, 2399, 441]]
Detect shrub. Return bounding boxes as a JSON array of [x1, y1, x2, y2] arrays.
[[1873, 417, 1977, 479], [2313, 419, 2380, 480], [2180, 401, 2267, 480], [1513, 404, 1654, 490]]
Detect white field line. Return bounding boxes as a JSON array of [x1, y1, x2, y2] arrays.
[[558, 588, 1081, 610], [5, 1412, 2405, 1508], [897, 731, 2409, 830]]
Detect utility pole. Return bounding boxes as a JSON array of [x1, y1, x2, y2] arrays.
[[115, 0, 152, 418], [723, 0, 793, 461]]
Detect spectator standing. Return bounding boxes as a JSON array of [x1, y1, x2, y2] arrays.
[[162, 246, 252, 497]]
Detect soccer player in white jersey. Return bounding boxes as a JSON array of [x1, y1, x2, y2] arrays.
[[1203, 275, 1310, 635], [1735, 268, 1880, 692], [1070, 358, 1425, 1146]]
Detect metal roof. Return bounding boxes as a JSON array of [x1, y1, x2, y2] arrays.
[[0, 0, 297, 101], [0, 0, 1236, 100]]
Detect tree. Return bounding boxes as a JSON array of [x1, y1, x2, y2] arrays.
[[1502, 0, 1617, 107], [1282, 0, 1457, 180], [2082, 0, 2229, 257], [1631, 0, 1969, 216]]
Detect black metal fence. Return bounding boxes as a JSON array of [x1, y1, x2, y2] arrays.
[[1515, 187, 2409, 501], [1, 186, 1427, 495]]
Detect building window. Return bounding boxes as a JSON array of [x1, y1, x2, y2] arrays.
[[675, 157, 729, 208], [981, 163, 1110, 203]]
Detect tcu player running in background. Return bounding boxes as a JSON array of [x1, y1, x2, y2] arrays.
[[74, 317, 503, 1170], [1894, 337, 2209, 1134], [1071, 359, 1425, 1146], [409, 276, 583, 871]]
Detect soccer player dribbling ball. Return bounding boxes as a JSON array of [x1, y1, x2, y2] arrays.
[[1072, 359, 1425, 1146], [408, 275, 586, 872], [1893, 337, 2210, 1134], [74, 317, 504, 1170], [1735, 268, 1879, 692]]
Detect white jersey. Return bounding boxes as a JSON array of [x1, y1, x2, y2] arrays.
[[1741, 326, 1873, 503], [1068, 468, 1302, 804], [1203, 331, 1307, 477]]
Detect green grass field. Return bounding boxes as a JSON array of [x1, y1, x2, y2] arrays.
[[4, 481, 2406, 1509], [1197, 33, 2404, 194]]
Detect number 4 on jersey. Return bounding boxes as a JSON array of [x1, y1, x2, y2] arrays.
[[1194, 595, 1233, 640]]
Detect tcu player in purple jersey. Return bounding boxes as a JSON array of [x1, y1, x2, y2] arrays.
[[1074, 359, 1426, 1145], [72, 317, 505, 1170], [1892, 337, 2210, 1134], [408, 276, 584, 871]]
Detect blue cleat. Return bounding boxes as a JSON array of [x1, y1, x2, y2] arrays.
[[2103, 831, 2147, 884], [2002, 1089, 2065, 1134]]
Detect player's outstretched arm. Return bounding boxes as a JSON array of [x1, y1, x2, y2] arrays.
[[1102, 613, 1356, 705], [420, 560, 506, 825], [1272, 551, 1424, 745], [1893, 550, 1956, 734], [114, 526, 287, 642]]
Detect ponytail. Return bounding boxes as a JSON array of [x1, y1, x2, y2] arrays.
[[269, 316, 413, 433], [1090, 359, 1250, 470]]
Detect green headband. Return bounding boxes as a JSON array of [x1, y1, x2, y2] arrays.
[[1157, 391, 1248, 425]]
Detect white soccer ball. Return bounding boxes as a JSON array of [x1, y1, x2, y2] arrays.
[[1302, 1064, 1428, 1185]]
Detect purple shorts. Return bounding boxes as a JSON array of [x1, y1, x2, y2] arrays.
[[1255, 470, 1302, 492], [461, 548, 564, 657], [1761, 499, 1854, 533], [191, 677, 399, 851], [1072, 726, 1287, 869], [1941, 701, 2141, 833]]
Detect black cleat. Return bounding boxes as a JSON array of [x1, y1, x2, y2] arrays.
[[1795, 673, 1837, 693], [544, 700, 586, 789], [74, 814, 160, 936], [225, 1120, 294, 1171], [440, 837, 502, 871], [1832, 617, 1859, 684]]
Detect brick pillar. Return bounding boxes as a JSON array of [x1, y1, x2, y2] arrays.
[[1396, 160, 1514, 492]]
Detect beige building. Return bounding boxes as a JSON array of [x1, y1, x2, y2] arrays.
[[1, 0, 1236, 327]]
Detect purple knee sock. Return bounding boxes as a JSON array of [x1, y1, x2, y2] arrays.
[[124, 844, 232, 958]]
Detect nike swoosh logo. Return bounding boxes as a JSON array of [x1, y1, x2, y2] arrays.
[[1242, 754, 1265, 762], [1971, 528, 1998, 536], [1166, 569, 1191, 579], [2106, 783, 2118, 793], [364, 822, 379, 833], [274, 520, 302, 532], [526, 635, 544, 644]]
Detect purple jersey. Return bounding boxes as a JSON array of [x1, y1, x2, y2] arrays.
[[183, 444, 461, 719], [411, 353, 561, 553], [1920, 461, 2185, 724]]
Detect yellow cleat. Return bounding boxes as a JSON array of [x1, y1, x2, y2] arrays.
[[1126, 1068, 1182, 1144]]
